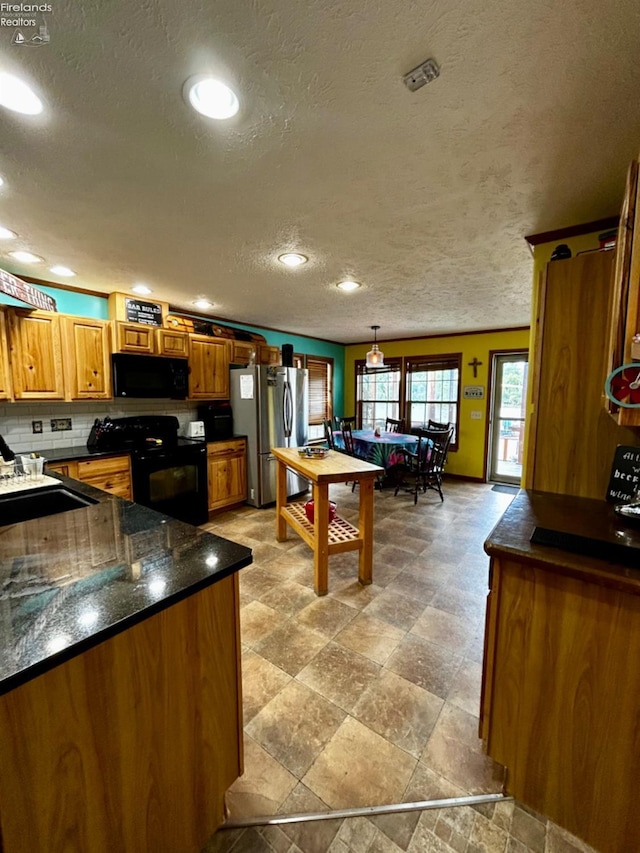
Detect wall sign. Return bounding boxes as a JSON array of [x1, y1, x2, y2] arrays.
[[125, 298, 162, 326], [606, 445, 640, 502], [463, 385, 485, 399], [0, 268, 57, 311]]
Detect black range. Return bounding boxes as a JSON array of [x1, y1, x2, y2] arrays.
[[88, 415, 208, 525]]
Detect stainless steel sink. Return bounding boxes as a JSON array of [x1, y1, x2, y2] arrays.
[[0, 485, 99, 526]]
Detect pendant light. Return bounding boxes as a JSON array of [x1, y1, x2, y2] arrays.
[[366, 325, 384, 368]]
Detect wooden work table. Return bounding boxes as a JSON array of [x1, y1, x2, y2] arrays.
[[271, 448, 383, 595], [481, 490, 640, 853]]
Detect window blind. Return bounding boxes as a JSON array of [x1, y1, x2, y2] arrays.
[[307, 356, 333, 425]]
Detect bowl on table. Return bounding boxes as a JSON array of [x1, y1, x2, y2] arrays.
[[304, 500, 337, 524], [297, 447, 328, 459]]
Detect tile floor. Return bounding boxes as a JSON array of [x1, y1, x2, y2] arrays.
[[200, 481, 598, 853]]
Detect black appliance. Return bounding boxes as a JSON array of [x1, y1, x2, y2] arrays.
[[111, 353, 189, 399], [197, 401, 234, 442], [88, 415, 208, 525]]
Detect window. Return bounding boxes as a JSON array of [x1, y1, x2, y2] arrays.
[[306, 355, 333, 440], [405, 354, 461, 449], [355, 359, 402, 429]]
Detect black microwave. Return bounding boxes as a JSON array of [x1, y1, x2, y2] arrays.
[[112, 353, 189, 399]]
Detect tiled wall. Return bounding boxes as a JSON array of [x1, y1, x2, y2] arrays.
[[0, 400, 200, 455]]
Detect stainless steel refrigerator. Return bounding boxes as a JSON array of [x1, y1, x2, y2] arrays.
[[230, 365, 309, 507]]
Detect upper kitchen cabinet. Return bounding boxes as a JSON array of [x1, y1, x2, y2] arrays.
[[114, 321, 156, 354], [62, 317, 112, 400], [231, 340, 257, 366], [0, 311, 12, 400], [259, 344, 281, 366], [606, 154, 640, 427], [156, 328, 189, 358], [189, 335, 230, 399], [7, 309, 65, 400]]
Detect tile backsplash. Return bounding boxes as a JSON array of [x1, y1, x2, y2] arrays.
[[0, 400, 200, 455]]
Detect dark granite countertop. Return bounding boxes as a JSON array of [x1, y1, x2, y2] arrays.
[[485, 490, 640, 590], [0, 476, 252, 695]]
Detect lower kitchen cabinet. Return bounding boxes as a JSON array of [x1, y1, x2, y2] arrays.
[[47, 454, 132, 501], [207, 439, 247, 512]]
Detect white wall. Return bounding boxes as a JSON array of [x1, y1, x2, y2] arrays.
[[0, 400, 200, 455]]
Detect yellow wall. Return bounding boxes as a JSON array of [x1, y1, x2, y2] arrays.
[[344, 328, 530, 480]]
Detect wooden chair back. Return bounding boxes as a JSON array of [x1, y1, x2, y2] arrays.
[[340, 420, 355, 456], [323, 419, 335, 449], [385, 417, 405, 433]]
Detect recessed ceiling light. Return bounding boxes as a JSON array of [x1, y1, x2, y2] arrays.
[[0, 72, 43, 115], [0, 175, 4, 187], [184, 76, 239, 120], [0, 225, 17, 239], [337, 280, 361, 291], [193, 299, 213, 310], [278, 253, 308, 268], [50, 265, 75, 277], [9, 250, 42, 263], [131, 283, 152, 295]]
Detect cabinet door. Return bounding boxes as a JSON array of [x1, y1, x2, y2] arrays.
[[0, 311, 13, 400], [231, 340, 257, 365], [259, 344, 281, 366], [115, 322, 156, 354], [7, 309, 65, 400], [207, 442, 246, 511], [156, 328, 189, 358], [46, 460, 79, 479], [77, 455, 132, 500], [189, 337, 230, 399], [63, 317, 112, 400]]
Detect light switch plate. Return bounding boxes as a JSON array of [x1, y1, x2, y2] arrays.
[[470, 411, 483, 420]]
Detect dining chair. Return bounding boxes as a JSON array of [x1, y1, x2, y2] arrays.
[[385, 417, 405, 434], [323, 419, 335, 450], [428, 418, 453, 433], [339, 419, 358, 491], [393, 427, 450, 504]]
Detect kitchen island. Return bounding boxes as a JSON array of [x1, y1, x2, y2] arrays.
[[481, 489, 640, 853], [272, 447, 383, 595], [0, 476, 252, 853]]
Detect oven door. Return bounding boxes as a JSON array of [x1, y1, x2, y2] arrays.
[[132, 448, 208, 526]]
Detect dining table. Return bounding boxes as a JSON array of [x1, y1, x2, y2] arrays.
[[333, 429, 419, 471]]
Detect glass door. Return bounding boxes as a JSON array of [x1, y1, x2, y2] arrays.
[[488, 353, 528, 484]]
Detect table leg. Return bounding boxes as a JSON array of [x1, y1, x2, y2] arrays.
[[313, 482, 330, 596], [276, 458, 288, 542], [358, 478, 374, 586]]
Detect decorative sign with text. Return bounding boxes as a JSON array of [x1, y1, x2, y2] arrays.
[[0, 268, 56, 311], [125, 298, 162, 326], [463, 385, 485, 399], [606, 445, 640, 502]]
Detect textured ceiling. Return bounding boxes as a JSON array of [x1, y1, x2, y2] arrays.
[[1, 0, 640, 343]]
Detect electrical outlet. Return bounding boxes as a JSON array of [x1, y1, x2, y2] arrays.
[[51, 418, 72, 432], [470, 411, 483, 420], [32, 420, 43, 434]]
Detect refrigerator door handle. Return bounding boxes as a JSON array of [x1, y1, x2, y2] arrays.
[[283, 380, 293, 438]]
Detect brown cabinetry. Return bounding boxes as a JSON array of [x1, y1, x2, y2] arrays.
[[207, 439, 247, 512], [156, 328, 189, 358], [189, 336, 230, 399], [114, 321, 156, 354], [259, 344, 281, 366], [524, 250, 640, 498], [231, 340, 257, 365], [62, 317, 112, 400], [606, 155, 640, 426], [7, 309, 65, 400], [482, 492, 640, 853], [48, 454, 132, 500], [0, 311, 12, 400]]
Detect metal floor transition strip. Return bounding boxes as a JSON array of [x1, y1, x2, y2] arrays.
[[222, 792, 511, 829]]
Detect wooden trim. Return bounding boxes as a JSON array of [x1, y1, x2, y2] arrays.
[[347, 326, 530, 347], [523, 268, 548, 490], [524, 216, 619, 249]]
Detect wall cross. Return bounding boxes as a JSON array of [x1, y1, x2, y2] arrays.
[[468, 357, 483, 378]]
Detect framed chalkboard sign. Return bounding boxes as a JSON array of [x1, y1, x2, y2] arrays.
[[606, 445, 640, 502], [125, 298, 162, 326]]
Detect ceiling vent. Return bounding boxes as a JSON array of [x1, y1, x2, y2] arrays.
[[403, 58, 440, 92]]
